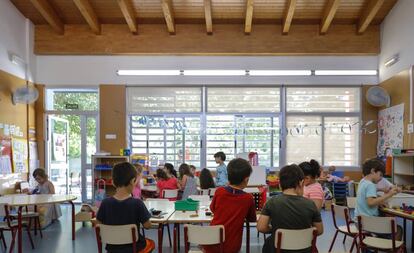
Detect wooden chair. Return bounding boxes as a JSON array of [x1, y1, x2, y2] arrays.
[[357, 215, 406, 253], [274, 227, 318, 253], [329, 204, 358, 252], [0, 204, 35, 253], [184, 224, 225, 253], [162, 189, 179, 200], [95, 224, 155, 253]]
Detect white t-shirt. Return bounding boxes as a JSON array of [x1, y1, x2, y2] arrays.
[[376, 177, 393, 191]]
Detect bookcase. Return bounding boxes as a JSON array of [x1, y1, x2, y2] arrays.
[[92, 155, 130, 202], [392, 154, 414, 186]]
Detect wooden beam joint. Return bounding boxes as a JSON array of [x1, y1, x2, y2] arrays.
[[73, 0, 101, 35], [117, 0, 138, 35], [320, 0, 341, 35], [29, 0, 64, 34], [244, 0, 254, 35], [283, 0, 297, 35], [161, 0, 176, 35], [204, 0, 213, 35], [358, 0, 385, 34]]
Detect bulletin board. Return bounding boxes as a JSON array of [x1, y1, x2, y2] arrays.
[[377, 103, 404, 155]]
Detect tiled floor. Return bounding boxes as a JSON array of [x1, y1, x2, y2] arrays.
[[3, 205, 413, 253]]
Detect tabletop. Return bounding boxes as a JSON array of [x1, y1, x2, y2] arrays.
[[144, 200, 175, 223], [167, 200, 212, 223], [142, 185, 157, 192], [0, 194, 77, 206], [381, 207, 414, 221]]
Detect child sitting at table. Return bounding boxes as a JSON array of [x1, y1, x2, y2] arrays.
[[96, 162, 154, 252], [299, 160, 324, 210], [204, 158, 257, 253], [132, 164, 143, 199], [178, 163, 198, 199], [199, 168, 216, 190], [155, 168, 179, 200], [32, 168, 62, 226]]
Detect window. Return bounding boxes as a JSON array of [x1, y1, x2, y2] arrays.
[[127, 87, 201, 113], [46, 89, 98, 111], [286, 87, 360, 166], [129, 116, 201, 168]]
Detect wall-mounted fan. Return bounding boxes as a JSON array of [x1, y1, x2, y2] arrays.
[[12, 86, 39, 105], [366, 86, 390, 107]]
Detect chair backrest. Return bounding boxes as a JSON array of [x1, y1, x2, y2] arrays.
[[274, 228, 317, 251], [162, 189, 178, 199], [358, 215, 395, 234], [184, 224, 225, 245], [20, 182, 30, 192], [199, 189, 210, 195], [146, 198, 169, 202], [96, 224, 138, 245], [332, 204, 348, 221], [346, 197, 356, 209], [209, 188, 217, 197]]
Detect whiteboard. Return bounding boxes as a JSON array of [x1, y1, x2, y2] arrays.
[[248, 166, 266, 186]]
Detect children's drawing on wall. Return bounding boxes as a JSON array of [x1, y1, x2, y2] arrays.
[[11, 138, 28, 173], [377, 103, 404, 155]]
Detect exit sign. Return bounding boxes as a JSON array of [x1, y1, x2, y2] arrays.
[[65, 103, 79, 110]]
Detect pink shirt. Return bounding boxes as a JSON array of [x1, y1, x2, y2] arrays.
[[304, 182, 324, 200], [157, 177, 179, 200], [132, 183, 141, 199]]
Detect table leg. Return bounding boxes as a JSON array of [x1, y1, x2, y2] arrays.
[[412, 220, 414, 252], [158, 224, 163, 253], [246, 221, 250, 253], [70, 201, 75, 240], [403, 218, 407, 245], [18, 206, 23, 253], [177, 223, 180, 251], [174, 224, 178, 253]]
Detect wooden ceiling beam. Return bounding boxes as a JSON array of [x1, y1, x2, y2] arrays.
[[244, 0, 254, 34], [161, 0, 176, 34], [358, 0, 385, 34], [117, 0, 138, 34], [204, 0, 213, 35], [29, 0, 64, 34], [320, 0, 341, 35], [282, 0, 297, 35], [73, 0, 101, 35]]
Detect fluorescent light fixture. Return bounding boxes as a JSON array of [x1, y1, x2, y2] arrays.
[[249, 70, 312, 76], [314, 70, 378, 76], [184, 70, 246, 76], [384, 54, 399, 68], [117, 70, 181, 76]]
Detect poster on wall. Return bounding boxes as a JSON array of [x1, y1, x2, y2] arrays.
[[11, 138, 28, 173], [52, 133, 67, 162], [377, 103, 404, 156], [29, 141, 39, 186]]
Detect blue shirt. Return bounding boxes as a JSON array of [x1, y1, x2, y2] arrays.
[[216, 163, 228, 186], [355, 178, 379, 217]]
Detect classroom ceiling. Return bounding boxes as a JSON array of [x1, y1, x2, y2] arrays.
[[10, 0, 399, 55]]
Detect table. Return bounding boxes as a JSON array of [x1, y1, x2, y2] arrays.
[[381, 207, 414, 251], [144, 200, 175, 253], [0, 194, 77, 253], [168, 201, 212, 253], [142, 185, 158, 199]]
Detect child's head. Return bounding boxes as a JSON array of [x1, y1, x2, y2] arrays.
[[328, 166, 336, 173], [189, 165, 197, 175], [135, 163, 143, 175], [214, 151, 226, 164], [227, 158, 252, 188], [199, 168, 215, 189], [298, 161, 320, 185], [279, 164, 305, 194], [179, 163, 193, 178], [112, 162, 138, 192], [164, 163, 177, 177], [156, 168, 168, 180], [362, 158, 385, 183], [33, 168, 48, 184]]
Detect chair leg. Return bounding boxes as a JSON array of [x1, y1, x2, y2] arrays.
[[37, 217, 43, 238], [328, 230, 339, 252], [343, 234, 347, 244], [0, 230, 6, 249], [33, 217, 37, 236], [26, 221, 35, 249], [166, 224, 172, 247], [9, 230, 16, 253], [350, 237, 356, 253]]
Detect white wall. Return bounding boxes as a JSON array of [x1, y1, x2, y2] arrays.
[[379, 0, 414, 82], [36, 55, 379, 86], [0, 0, 36, 82]]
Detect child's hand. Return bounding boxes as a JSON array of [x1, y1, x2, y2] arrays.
[[387, 187, 399, 196]]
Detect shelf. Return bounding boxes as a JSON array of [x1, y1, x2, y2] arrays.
[[393, 153, 414, 157], [394, 172, 414, 176], [94, 168, 112, 171]]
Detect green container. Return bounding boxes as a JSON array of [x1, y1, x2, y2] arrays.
[[392, 148, 402, 155], [174, 199, 200, 211]]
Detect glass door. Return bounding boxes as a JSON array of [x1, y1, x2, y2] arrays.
[[47, 114, 97, 203]]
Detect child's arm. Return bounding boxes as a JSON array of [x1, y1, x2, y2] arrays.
[[142, 220, 152, 229], [48, 181, 56, 194], [180, 175, 188, 190], [311, 199, 323, 210], [313, 222, 324, 236], [257, 214, 272, 233], [367, 187, 399, 207]]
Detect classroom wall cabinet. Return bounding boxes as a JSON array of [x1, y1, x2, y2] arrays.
[[392, 154, 414, 186]]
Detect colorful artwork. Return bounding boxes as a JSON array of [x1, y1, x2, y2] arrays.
[[11, 138, 28, 173], [377, 103, 404, 156]]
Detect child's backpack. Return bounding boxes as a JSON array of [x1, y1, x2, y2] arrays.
[[95, 179, 106, 208]]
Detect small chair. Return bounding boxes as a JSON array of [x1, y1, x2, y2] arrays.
[[274, 227, 318, 253], [357, 215, 406, 253], [162, 189, 179, 200], [184, 224, 225, 253], [329, 204, 358, 252], [346, 197, 356, 209], [209, 188, 217, 197], [95, 224, 155, 253], [0, 204, 35, 252]]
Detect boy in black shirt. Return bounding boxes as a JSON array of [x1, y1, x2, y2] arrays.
[[97, 162, 153, 252], [257, 164, 324, 253]]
